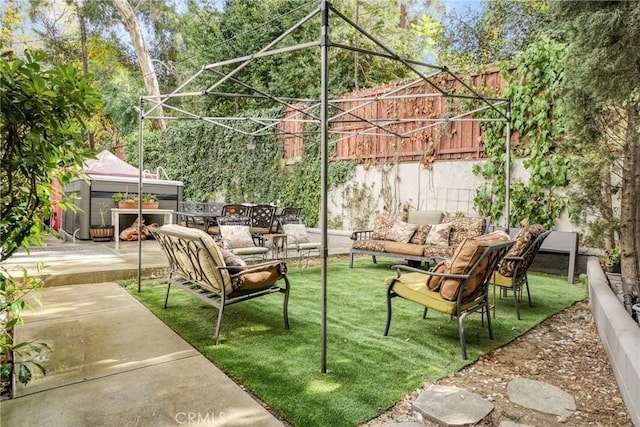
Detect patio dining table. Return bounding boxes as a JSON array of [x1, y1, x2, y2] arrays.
[[173, 211, 220, 231]]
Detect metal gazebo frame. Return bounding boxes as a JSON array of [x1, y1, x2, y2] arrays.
[[135, 0, 511, 373]]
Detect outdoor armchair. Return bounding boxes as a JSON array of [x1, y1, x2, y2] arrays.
[[384, 232, 514, 359], [151, 224, 290, 345], [490, 227, 551, 319]]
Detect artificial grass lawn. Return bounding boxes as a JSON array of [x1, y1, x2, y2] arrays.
[[124, 258, 586, 427]]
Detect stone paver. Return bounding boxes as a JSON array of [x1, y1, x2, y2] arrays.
[[413, 385, 494, 426], [507, 377, 576, 418]]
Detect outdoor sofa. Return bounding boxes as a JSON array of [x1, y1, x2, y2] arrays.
[[349, 210, 490, 268]]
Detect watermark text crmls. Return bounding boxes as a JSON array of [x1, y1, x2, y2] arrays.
[[175, 411, 227, 425]]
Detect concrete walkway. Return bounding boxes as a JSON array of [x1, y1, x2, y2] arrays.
[[0, 230, 354, 426]]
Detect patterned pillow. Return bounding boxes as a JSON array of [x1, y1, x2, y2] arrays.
[[425, 223, 451, 246], [220, 225, 255, 248], [371, 212, 409, 240], [498, 224, 546, 277], [282, 223, 311, 243], [387, 220, 418, 244], [410, 224, 432, 245], [442, 216, 487, 246]]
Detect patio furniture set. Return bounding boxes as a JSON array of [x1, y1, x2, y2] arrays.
[[176, 202, 320, 266], [151, 208, 550, 360]]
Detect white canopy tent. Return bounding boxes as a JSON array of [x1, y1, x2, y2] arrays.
[[134, 0, 511, 372]]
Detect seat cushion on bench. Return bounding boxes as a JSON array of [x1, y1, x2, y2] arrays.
[[353, 239, 386, 252], [422, 245, 455, 259], [384, 241, 426, 256]]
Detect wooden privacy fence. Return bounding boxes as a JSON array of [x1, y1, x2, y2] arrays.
[[280, 66, 510, 164]]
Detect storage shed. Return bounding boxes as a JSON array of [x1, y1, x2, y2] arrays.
[[61, 150, 183, 240]]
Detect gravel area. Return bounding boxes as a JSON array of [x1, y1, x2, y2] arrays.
[[364, 299, 633, 426]]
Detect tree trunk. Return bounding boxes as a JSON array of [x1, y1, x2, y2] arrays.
[[620, 102, 640, 295], [112, 0, 166, 130]]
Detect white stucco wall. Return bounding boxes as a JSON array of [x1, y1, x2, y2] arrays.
[[327, 158, 580, 233]]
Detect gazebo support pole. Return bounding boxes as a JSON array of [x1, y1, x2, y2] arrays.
[[138, 97, 144, 293], [505, 100, 511, 231], [320, 0, 329, 374]]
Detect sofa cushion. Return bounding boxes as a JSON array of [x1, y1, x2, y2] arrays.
[[387, 220, 418, 244], [407, 210, 444, 225], [372, 212, 409, 240], [410, 224, 432, 244], [423, 245, 455, 259], [352, 239, 386, 252], [439, 231, 510, 301], [425, 223, 451, 246], [384, 241, 426, 256], [498, 224, 546, 277], [442, 216, 487, 246]]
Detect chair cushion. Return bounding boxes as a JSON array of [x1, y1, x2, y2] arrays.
[[439, 231, 510, 301], [282, 223, 311, 243], [384, 241, 426, 256], [158, 224, 233, 294], [385, 273, 457, 315], [425, 223, 451, 246], [410, 224, 432, 244], [220, 225, 255, 248], [442, 216, 487, 246], [491, 271, 514, 288], [498, 224, 546, 277], [387, 220, 418, 243], [372, 212, 408, 240]]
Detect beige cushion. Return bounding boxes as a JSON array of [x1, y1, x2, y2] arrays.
[[410, 224, 432, 244], [407, 210, 443, 225], [383, 241, 426, 256], [426, 260, 450, 291], [439, 231, 510, 301], [371, 212, 408, 240], [387, 220, 418, 244], [425, 223, 451, 246], [220, 225, 255, 248], [282, 223, 311, 243]]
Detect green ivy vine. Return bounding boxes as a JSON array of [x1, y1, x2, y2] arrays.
[[125, 107, 355, 227], [473, 38, 570, 229]]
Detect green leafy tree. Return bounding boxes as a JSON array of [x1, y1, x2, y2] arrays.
[[1, 46, 100, 387], [552, 0, 640, 292], [436, 0, 551, 72]]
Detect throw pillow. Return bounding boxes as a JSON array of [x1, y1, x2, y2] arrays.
[[219, 225, 255, 248], [282, 223, 311, 243], [498, 224, 546, 277], [371, 212, 408, 240], [387, 220, 418, 244], [439, 231, 510, 301], [410, 224, 432, 244], [425, 223, 451, 246]]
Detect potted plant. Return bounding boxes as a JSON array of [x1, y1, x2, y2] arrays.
[[606, 247, 621, 274], [89, 203, 115, 242], [113, 191, 138, 209], [112, 192, 159, 209], [141, 193, 159, 209]]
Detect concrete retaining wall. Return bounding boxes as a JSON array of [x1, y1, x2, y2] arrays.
[[587, 257, 640, 426]]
